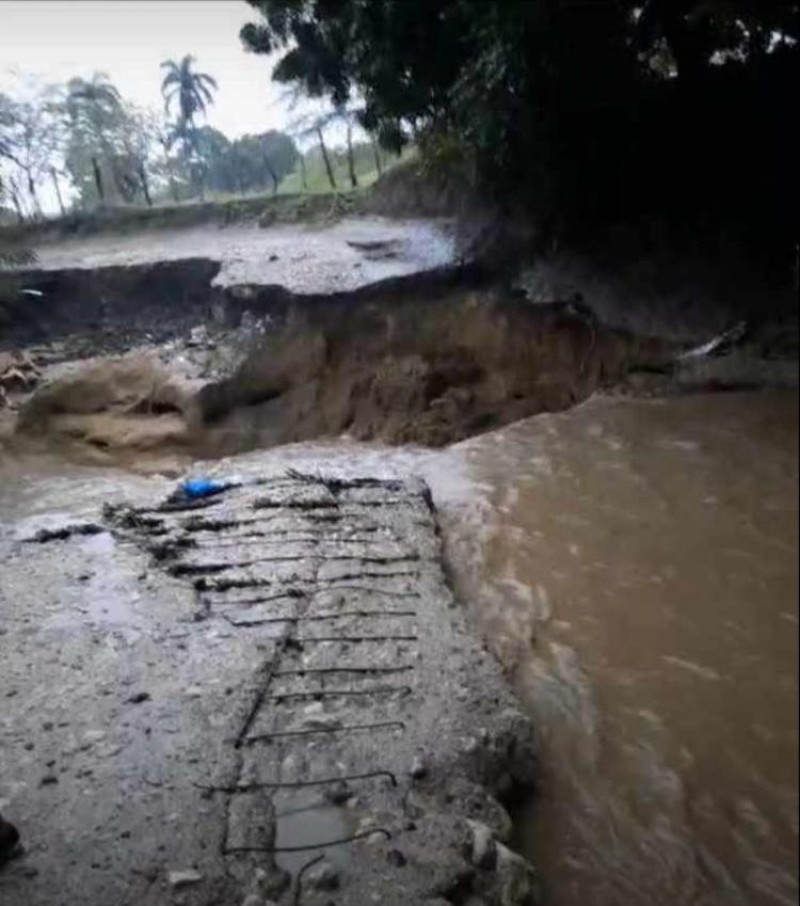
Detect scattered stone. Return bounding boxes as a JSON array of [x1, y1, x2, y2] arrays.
[[241, 895, 265, 906], [167, 869, 203, 889], [126, 692, 151, 704], [306, 858, 339, 891], [387, 849, 407, 867], [467, 820, 497, 869], [324, 781, 352, 805], [187, 325, 208, 348], [495, 843, 538, 906], [410, 753, 428, 780], [250, 866, 290, 899]]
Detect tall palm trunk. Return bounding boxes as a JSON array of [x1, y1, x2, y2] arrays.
[[346, 125, 359, 189], [316, 126, 337, 191]]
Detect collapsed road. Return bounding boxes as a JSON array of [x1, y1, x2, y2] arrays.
[[0, 472, 538, 906]]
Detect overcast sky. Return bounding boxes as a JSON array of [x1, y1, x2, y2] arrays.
[[0, 0, 298, 138]]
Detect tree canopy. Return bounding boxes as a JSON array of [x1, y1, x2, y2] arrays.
[[241, 0, 799, 246]]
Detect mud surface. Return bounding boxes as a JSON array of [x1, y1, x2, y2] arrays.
[[0, 472, 537, 906], [31, 217, 456, 293]]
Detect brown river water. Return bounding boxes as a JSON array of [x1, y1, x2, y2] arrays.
[[1, 389, 797, 905]]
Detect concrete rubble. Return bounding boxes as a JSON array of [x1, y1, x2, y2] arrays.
[[0, 472, 538, 906]]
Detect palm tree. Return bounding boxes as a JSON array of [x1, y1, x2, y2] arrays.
[[160, 55, 217, 131], [160, 56, 217, 200]]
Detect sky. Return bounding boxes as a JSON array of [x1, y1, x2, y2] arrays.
[[0, 0, 300, 138]]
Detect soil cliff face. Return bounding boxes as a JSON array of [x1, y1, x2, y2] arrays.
[[195, 284, 673, 454]]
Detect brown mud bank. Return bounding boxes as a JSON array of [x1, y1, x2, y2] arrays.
[[194, 285, 673, 455], [5, 252, 794, 469], [6, 260, 678, 464]]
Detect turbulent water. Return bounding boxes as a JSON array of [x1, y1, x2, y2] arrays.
[[1, 390, 797, 906], [436, 391, 799, 906]]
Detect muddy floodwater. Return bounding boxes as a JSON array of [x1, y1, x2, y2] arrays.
[[1, 390, 797, 905], [438, 391, 799, 906]]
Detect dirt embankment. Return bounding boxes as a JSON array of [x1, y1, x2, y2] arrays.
[[7, 266, 676, 465], [193, 284, 674, 455]]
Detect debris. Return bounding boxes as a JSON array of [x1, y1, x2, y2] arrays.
[[677, 321, 749, 361], [167, 869, 203, 889], [178, 478, 229, 500], [305, 858, 340, 891], [410, 753, 428, 779], [388, 849, 407, 867], [241, 895, 266, 906], [495, 843, 538, 906], [21, 521, 105, 544], [466, 820, 497, 869], [126, 691, 151, 704], [186, 325, 209, 348], [0, 350, 41, 394]]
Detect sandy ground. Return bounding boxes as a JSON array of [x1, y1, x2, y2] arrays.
[[31, 217, 457, 294]]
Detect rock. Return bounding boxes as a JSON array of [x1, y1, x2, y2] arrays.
[[387, 849, 407, 867], [324, 781, 352, 804], [167, 869, 203, 888], [187, 325, 208, 347], [251, 866, 290, 899], [467, 820, 497, 869], [306, 858, 339, 891], [241, 895, 265, 906], [126, 691, 151, 704], [410, 753, 428, 779], [495, 843, 538, 906]]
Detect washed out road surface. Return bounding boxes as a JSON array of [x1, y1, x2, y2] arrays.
[[0, 470, 537, 906]]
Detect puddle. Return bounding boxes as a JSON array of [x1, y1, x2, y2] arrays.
[[273, 787, 358, 877]]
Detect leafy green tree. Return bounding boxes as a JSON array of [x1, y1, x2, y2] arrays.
[[241, 0, 799, 247], [230, 131, 298, 195], [0, 87, 63, 218], [65, 73, 125, 205]]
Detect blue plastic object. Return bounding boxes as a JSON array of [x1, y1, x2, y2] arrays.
[[181, 478, 226, 500]]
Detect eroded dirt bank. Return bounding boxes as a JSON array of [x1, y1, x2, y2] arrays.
[[6, 260, 681, 464]]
